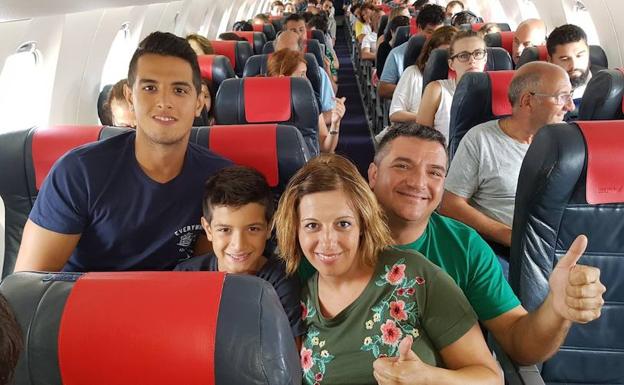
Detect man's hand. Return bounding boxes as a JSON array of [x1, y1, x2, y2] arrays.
[[372, 336, 432, 385], [549, 234, 606, 323], [331, 97, 346, 126]]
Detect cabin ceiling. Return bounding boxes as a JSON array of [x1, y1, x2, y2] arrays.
[[0, 0, 171, 22]]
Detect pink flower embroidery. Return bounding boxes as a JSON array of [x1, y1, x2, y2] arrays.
[[385, 264, 406, 285], [406, 288, 415, 296], [301, 347, 313, 372], [389, 300, 408, 321], [415, 277, 425, 285], [315, 373, 323, 381], [301, 302, 308, 320], [380, 319, 403, 346], [396, 288, 405, 296]]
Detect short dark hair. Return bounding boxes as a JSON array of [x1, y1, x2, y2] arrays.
[[127, 31, 202, 94], [546, 24, 587, 56], [202, 166, 274, 223], [375, 122, 448, 164], [450, 10, 481, 26], [0, 294, 22, 385], [307, 13, 329, 33], [218, 32, 246, 41], [416, 4, 445, 30], [233, 20, 254, 31], [284, 13, 306, 25]]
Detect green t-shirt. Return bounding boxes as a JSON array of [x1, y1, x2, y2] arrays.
[[300, 248, 476, 385], [298, 212, 520, 321], [396, 212, 520, 320]]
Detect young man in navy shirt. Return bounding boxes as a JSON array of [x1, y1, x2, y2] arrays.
[[14, 32, 232, 272]]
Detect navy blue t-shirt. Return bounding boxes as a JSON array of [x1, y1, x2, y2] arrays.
[[174, 253, 305, 338], [29, 131, 232, 272]]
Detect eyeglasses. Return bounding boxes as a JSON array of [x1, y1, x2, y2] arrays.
[[450, 49, 487, 62], [529, 92, 574, 106]]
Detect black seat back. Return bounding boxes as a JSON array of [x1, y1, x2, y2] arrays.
[[579, 68, 624, 120]]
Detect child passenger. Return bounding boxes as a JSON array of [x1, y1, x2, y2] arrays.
[[174, 166, 304, 339]]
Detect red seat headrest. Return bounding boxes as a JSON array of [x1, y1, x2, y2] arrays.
[[209, 125, 279, 187], [500, 31, 514, 54], [537, 45, 548, 60], [577, 121, 624, 204], [32, 126, 103, 190], [471, 23, 484, 32], [243, 77, 292, 123], [488, 70, 514, 116], [619, 68, 624, 113], [59, 272, 225, 385], [409, 18, 419, 35], [233, 31, 256, 47], [197, 55, 214, 82], [210, 41, 237, 69]]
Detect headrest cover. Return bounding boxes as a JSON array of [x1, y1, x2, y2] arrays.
[[58, 272, 225, 385], [32, 126, 102, 190], [234, 31, 256, 46], [471, 23, 484, 32], [500, 31, 513, 54], [244, 77, 292, 123], [409, 18, 418, 35], [209, 125, 279, 187], [211, 41, 237, 69], [252, 24, 263, 33], [489, 70, 514, 116], [577, 121, 624, 204], [537, 45, 547, 60], [619, 68, 624, 113], [197, 55, 214, 82]]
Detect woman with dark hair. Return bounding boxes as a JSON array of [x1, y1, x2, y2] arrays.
[[389, 26, 457, 123], [272, 154, 502, 385]]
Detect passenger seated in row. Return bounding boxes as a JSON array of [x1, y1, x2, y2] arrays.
[[174, 166, 303, 339], [104, 79, 136, 128], [512, 18, 546, 66], [355, 3, 375, 43], [14, 32, 232, 273], [417, 30, 487, 141], [377, 6, 411, 47], [376, 15, 410, 77], [445, 0, 464, 20], [275, 30, 338, 124], [186, 33, 214, 55], [285, 2, 296, 14], [450, 10, 481, 27], [478, 22, 502, 36], [368, 123, 604, 369], [233, 20, 254, 31], [389, 26, 457, 123], [267, 49, 346, 153], [440, 62, 575, 249], [0, 293, 22, 385], [307, 13, 338, 65], [271, 0, 285, 17], [253, 13, 271, 25], [321, 0, 337, 45], [378, 4, 446, 99], [359, 6, 384, 61], [274, 154, 503, 385], [546, 24, 592, 119]]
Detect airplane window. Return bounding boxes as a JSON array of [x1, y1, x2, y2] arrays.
[[100, 22, 135, 92], [217, 4, 235, 36], [562, 0, 600, 44], [0, 42, 42, 132], [519, 0, 540, 20]]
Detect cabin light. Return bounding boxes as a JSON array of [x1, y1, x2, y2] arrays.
[[120, 22, 130, 38]]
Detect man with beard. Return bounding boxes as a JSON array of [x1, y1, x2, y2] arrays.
[[547, 24, 593, 120]]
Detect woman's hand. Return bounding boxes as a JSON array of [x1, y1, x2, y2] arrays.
[[331, 97, 346, 127]]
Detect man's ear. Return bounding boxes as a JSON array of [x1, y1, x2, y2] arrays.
[[368, 162, 378, 189], [124, 82, 134, 112], [195, 86, 205, 117], [201, 217, 213, 242]]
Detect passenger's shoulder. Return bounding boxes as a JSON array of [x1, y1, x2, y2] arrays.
[[430, 212, 483, 241], [379, 247, 444, 277], [187, 142, 234, 167], [58, 131, 133, 169]]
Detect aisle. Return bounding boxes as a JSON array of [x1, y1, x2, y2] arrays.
[[333, 26, 375, 178]]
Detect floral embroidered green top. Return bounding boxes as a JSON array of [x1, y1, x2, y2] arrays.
[[300, 247, 477, 385]]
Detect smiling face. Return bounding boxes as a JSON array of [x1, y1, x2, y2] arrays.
[[369, 136, 447, 229], [529, 68, 575, 126], [127, 53, 203, 146], [297, 189, 362, 280], [204, 203, 270, 275]]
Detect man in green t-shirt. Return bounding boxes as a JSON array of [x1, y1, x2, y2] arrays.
[[367, 122, 606, 370]]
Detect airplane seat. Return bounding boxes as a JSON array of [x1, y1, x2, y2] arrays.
[[0, 125, 130, 276], [232, 31, 267, 55], [589, 45, 608, 69], [269, 16, 284, 33], [378, 15, 389, 36], [393, 26, 412, 50], [510, 120, 624, 384], [191, 124, 310, 197], [460, 22, 511, 32], [422, 47, 512, 91], [210, 40, 253, 77], [579, 68, 624, 120], [409, 18, 419, 35], [484, 31, 514, 56], [306, 29, 326, 47], [97, 84, 113, 125], [252, 23, 277, 41], [402, 34, 427, 69], [262, 39, 324, 69], [197, 55, 236, 95], [0, 271, 301, 385], [242, 53, 322, 109], [448, 70, 515, 159], [0, 196, 4, 277], [214, 77, 320, 156]]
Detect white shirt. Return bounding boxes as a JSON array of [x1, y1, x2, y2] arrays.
[[389, 65, 423, 118], [361, 32, 378, 52], [434, 79, 456, 142]]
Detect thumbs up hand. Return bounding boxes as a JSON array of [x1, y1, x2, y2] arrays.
[[372, 336, 431, 385], [549, 235, 606, 323]]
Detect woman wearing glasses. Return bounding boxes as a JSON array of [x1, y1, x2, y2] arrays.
[[416, 30, 487, 141]]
